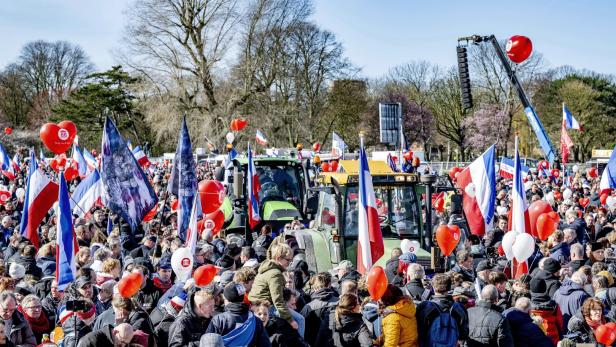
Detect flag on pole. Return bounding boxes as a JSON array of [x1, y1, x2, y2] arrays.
[[332, 132, 346, 159], [0, 144, 14, 180], [563, 104, 581, 130], [100, 117, 158, 231], [83, 149, 97, 170], [357, 141, 384, 274], [560, 123, 574, 164], [56, 172, 78, 291], [600, 144, 616, 195], [20, 149, 58, 249], [132, 146, 151, 168], [106, 216, 113, 235], [167, 116, 198, 241], [71, 144, 88, 177], [11, 153, 20, 172], [39, 149, 46, 167], [247, 144, 261, 229], [386, 153, 399, 172], [70, 169, 104, 218], [456, 145, 496, 237], [255, 130, 268, 145], [499, 157, 529, 180], [126, 139, 133, 151], [511, 137, 532, 277], [184, 195, 201, 255]]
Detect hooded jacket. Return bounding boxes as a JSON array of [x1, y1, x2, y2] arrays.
[[385, 257, 400, 283], [416, 294, 469, 344], [92, 306, 157, 347], [530, 300, 563, 346], [465, 300, 513, 347], [77, 324, 115, 347], [530, 269, 561, 298], [502, 308, 553, 347], [382, 298, 418, 347], [553, 279, 590, 327], [14, 255, 42, 279], [315, 310, 373, 347], [248, 260, 292, 323], [168, 291, 212, 347], [206, 302, 270, 347], [62, 315, 92, 347], [300, 287, 339, 346]]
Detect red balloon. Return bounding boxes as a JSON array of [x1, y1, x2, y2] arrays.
[[230, 119, 248, 132], [433, 198, 445, 213], [588, 167, 598, 178], [601, 193, 609, 206], [547, 211, 560, 224], [143, 204, 158, 222], [537, 213, 557, 241], [40, 121, 77, 154], [4, 127, 12, 135], [171, 199, 179, 211], [56, 155, 67, 168], [436, 224, 460, 256], [553, 191, 562, 201], [64, 167, 78, 181], [366, 266, 387, 300], [497, 244, 505, 257], [118, 273, 143, 298], [49, 158, 59, 172], [403, 151, 413, 161], [528, 200, 553, 237], [193, 264, 218, 287], [198, 180, 225, 214], [203, 209, 225, 235], [596, 324, 616, 346], [449, 167, 463, 182], [506, 35, 533, 64], [551, 169, 560, 178], [412, 157, 421, 167], [330, 161, 339, 172], [321, 162, 331, 172], [312, 142, 321, 152], [579, 197, 590, 208]]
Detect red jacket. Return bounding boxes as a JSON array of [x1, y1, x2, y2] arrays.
[[531, 305, 564, 346]]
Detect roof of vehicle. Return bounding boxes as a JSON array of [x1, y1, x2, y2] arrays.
[[233, 155, 301, 166], [319, 160, 417, 185]]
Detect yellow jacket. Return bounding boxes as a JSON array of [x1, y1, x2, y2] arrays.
[[382, 298, 419, 347]]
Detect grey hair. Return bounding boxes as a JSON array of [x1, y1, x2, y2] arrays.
[[407, 263, 425, 281], [570, 243, 584, 258], [571, 271, 587, 286], [0, 291, 16, 304], [480, 284, 498, 302], [20, 294, 40, 308], [515, 297, 531, 313]]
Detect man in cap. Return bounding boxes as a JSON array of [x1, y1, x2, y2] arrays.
[[474, 260, 492, 298], [206, 282, 270, 346], [152, 255, 173, 294], [130, 235, 157, 259]]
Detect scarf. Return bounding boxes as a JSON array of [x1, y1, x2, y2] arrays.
[[153, 276, 173, 292], [585, 316, 604, 331], [20, 307, 50, 334]]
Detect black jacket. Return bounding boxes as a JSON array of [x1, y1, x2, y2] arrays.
[[564, 218, 589, 244], [150, 305, 179, 347], [385, 257, 399, 283], [465, 300, 513, 347], [404, 279, 431, 303], [265, 316, 309, 347], [502, 308, 553, 347], [301, 287, 339, 346], [568, 259, 585, 273], [41, 293, 61, 324], [77, 324, 115, 347], [14, 255, 42, 279], [93, 306, 157, 347], [416, 294, 469, 342], [135, 278, 163, 313], [206, 302, 270, 347], [62, 316, 92, 347], [315, 310, 372, 347], [451, 264, 475, 282], [168, 292, 211, 347], [529, 269, 561, 298]]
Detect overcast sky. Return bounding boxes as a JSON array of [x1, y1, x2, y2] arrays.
[[1, 0, 615, 77]]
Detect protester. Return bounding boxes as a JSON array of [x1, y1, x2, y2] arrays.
[[565, 297, 612, 344], [168, 289, 216, 347], [315, 293, 372, 347], [377, 284, 418, 347], [553, 271, 590, 327], [0, 292, 35, 347], [466, 285, 513, 347], [503, 297, 553, 347]]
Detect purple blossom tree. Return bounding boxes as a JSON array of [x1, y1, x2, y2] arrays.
[[462, 104, 509, 154]]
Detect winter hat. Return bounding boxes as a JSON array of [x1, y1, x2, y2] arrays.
[[9, 263, 25, 280], [200, 333, 224, 347], [542, 258, 561, 274], [169, 291, 188, 311], [590, 242, 604, 252], [223, 282, 246, 303]]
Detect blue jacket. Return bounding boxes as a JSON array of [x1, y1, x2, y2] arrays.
[[502, 308, 553, 347], [553, 279, 590, 328], [548, 242, 570, 264]]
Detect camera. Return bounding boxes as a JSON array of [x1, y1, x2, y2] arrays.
[[66, 300, 87, 312]]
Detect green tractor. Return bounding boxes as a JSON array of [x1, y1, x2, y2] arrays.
[[222, 156, 310, 238], [287, 160, 463, 273]]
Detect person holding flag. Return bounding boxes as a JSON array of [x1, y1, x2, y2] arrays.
[[56, 171, 79, 291], [247, 144, 261, 230]]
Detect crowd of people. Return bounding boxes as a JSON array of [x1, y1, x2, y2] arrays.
[[0, 148, 614, 347]]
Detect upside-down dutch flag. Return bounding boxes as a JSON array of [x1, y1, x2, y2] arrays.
[[11, 153, 20, 173], [247, 144, 261, 229], [132, 146, 151, 167], [255, 130, 268, 146], [563, 103, 581, 130], [599, 144, 616, 195], [83, 149, 97, 170], [56, 172, 78, 291], [357, 144, 384, 274], [20, 149, 58, 249], [511, 138, 532, 278], [70, 169, 104, 218], [71, 144, 89, 177], [39, 149, 46, 167], [456, 145, 496, 237]]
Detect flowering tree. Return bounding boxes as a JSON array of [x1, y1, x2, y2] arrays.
[[462, 104, 509, 154]]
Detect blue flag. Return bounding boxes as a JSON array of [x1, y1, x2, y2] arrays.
[[100, 117, 158, 231], [56, 172, 78, 291], [167, 116, 198, 240]]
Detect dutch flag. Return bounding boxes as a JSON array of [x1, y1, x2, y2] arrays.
[[255, 130, 268, 146], [71, 144, 89, 177], [70, 169, 104, 218], [56, 172, 78, 291], [600, 144, 616, 195], [511, 137, 532, 277], [247, 144, 261, 229], [132, 146, 151, 167]]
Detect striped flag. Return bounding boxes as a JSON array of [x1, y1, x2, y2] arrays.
[[255, 130, 268, 145], [511, 137, 532, 278], [247, 144, 261, 229], [184, 194, 201, 256], [386, 153, 399, 172], [563, 103, 581, 130], [71, 144, 89, 177], [70, 169, 104, 217], [39, 149, 46, 167], [20, 149, 58, 249], [357, 142, 384, 274], [599, 144, 616, 195], [332, 132, 346, 159], [83, 149, 98, 170], [499, 157, 529, 179], [0, 144, 14, 180], [132, 146, 151, 167], [56, 172, 78, 291]]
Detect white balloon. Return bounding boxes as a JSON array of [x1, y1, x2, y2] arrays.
[[400, 239, 412, 253], [496, 206, 508, 216], [15, 188, 25, 199], [464, 183, 476, 198], [501, 231, 519, 261], [225, 132, 235, 144], [607, 196, 616, 208], [544, 191, 555, 205], [524, 181, 533, 192], [572, 165, 579, 173], [563, 188, 573, 200], [409, 240, 420, 254], [512, 233, 535, 262], [171, 247, 194, 282]]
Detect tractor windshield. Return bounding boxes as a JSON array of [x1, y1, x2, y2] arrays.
[[255, 164, 302, 208], [343, 185, 420, 238]]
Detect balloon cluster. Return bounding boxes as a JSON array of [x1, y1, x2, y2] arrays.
[[320, 161, 339, 172]]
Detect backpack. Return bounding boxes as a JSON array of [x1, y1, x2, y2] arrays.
[[405, 286, 431, 305], [424, 302, 460, 347]]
